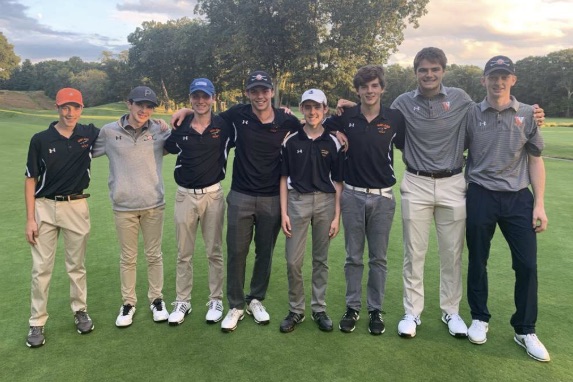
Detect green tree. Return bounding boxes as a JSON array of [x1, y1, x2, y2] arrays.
[[444, 64, 484, 101], [196, 0, 429, 107], [0, 32, 20, 81], [71, 69, 110, 107]]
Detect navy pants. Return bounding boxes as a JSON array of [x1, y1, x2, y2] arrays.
[[466, 183, 538, 335]]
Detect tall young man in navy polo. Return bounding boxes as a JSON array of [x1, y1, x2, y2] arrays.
[[465, 56, 550, 362], [93, 86, 171, 328], [279, 89, 343, 333], [324, 65, 405, 335], [164, 78, 234, 325], [24, 88, 98, 347], [172, 71, 301, 332]]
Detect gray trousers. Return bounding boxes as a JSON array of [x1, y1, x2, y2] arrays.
[[341, 188, 395, 312], [285, 191, 335, 314], [226, 190, 281, 309]]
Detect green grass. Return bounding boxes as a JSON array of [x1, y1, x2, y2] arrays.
[[1, 108, 572, 381]]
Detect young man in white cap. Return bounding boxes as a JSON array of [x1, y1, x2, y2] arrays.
[[465, 55, 550, 362], [24, 87, 98, 347], [93, 86, 171, 327], [164, 78, 234, 325], [278, 89, 343, 333]]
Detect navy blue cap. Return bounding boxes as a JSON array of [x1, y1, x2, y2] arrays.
[[484, 55, 515, 76], [189, 78, 215, 96]]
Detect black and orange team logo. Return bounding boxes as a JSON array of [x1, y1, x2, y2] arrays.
[[77, 137, 90, 149], [143, 134, 156, 141], [320, 149, 330, 158], [210, 128, 221, 139], [376, 123, 391, 134]]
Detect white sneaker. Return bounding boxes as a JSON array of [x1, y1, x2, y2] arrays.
[[168, 301, 191, 325], [398, 314, 421, 338], [116, 304, 136, 327], [206, 300, 224, 323], [468, 320, 489, 344], [442, 313, 468, 337], [150, 298, 169, 322], [246, 299, 270, 325], [221, 308, 245, 332], [514, 333, 551, 362]]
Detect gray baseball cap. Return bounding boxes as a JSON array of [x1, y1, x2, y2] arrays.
[[128, 86, 159, 106]]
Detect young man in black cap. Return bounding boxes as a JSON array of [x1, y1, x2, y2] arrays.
[[164, 78, 234, 325], [465, 55, 550, 362], [24, 88, 98, 347], [171, 70, 302, 332], [93, 86, 171, 328], [279, 89, 343, 333]]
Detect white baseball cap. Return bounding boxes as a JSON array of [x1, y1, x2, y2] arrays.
[[300, 89, 327, 106]]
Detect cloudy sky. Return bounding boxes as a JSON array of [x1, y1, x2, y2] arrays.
[[1, 0, 572, 67]]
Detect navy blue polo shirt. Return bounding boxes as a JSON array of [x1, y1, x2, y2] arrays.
[[220, 104, 301, 196], [25, 122, 100, 197], [323, 103, 405, 188], [280, 127, 342, 193], [164, 113, 235, 189]]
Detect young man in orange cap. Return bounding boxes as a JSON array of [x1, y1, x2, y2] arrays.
[[24, 88, 99, 347]]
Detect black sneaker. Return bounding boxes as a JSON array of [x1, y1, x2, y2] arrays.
[[74, 311, 94, 334], [339, 307, 360, 333], [312, 311, 333, 332], [279, 311, 305, 333], [26, 326, 45, 348], [368, 310, 385, 335]]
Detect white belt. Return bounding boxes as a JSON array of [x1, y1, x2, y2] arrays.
[[344, 183, 393, 199], [178, 183, 221, 194]]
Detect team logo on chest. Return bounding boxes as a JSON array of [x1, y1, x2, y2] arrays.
[[143, 134, 156, 141], [320, 149, 330, 158], [210, 128, 221, 139], [377, 123, 391, 134], [514, 116, 525, 127], [442, 102, 451, 112], [77, 137, 90, 149]]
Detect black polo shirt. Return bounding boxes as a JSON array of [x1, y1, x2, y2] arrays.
[[220, 104, 301, 196], [25, 122, 100, 197], [323, 103, 405, 188], [164, 113, 235, 189], [280, 127, 342, 194]]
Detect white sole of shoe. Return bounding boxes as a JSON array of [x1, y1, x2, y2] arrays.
[[468, 335, 487, 345], [441, 316, 468, 338], [514, 336, 550, 362], [221, 314, 245, 333], [246, 309, 269, 325]]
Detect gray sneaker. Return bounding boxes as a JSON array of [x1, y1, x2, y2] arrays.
[[74, 311, 94, 334], [26, 326, 45, 348]]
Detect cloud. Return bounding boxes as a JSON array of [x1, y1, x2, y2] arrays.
[[389, 0, 573, 66], [115, 0, 198, 18]]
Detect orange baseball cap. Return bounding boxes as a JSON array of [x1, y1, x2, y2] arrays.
[[56, 88, 84, 107]]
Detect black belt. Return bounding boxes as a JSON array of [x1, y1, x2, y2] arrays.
[[43, 194, 90, 201], [406, 167, 462, 179]]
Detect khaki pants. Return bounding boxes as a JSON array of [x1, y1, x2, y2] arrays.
[[400, 172, 466, 317], [113, 206, 165, 306], [173, 186, 225, 303], [29, 198, 90, 326]]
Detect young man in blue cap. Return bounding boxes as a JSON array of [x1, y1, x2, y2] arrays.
[[24, 87, 98, 347], [279, 89, 343, 333], [93, 86, 171, 327], [465, 55, 550, 362], [164, 78, 234, 325], [171, 70, 302, 332]]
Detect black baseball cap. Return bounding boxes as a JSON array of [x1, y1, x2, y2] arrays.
[[128, 86, 159, 106], [484, 55, 515, 76], [245, 70, 273, 90]]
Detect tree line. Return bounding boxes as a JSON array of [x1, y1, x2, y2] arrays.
[[0, 0, 571, 116]]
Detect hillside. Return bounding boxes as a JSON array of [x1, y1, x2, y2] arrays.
[[0, 90, 54, 110]]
